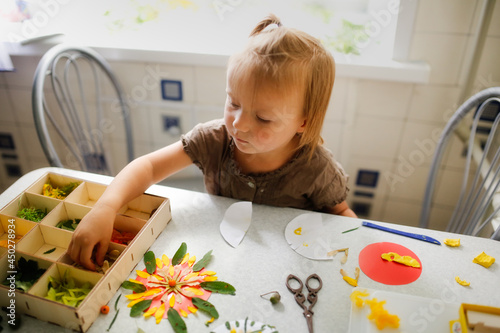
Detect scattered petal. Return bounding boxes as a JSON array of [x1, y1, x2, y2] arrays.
[[455, 276, 470, 286]]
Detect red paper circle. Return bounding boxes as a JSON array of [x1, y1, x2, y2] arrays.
[[358, 242, 422, 285]]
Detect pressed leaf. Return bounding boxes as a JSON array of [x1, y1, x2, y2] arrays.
[[121, 281, 147, 293], [192, 250, 212, 272], [144, 251, 156, 274], [172, 242, 187, 266], [200, 281, 236, 295], [130, 299, 152, 317], [192, 297, 219, 319], [167, 308, 187, 333], [43, 247, 56, 254]]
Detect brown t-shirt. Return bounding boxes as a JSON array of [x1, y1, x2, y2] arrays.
[[181, 119, 349, 212]]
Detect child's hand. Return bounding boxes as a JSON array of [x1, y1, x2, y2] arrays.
[[67, 204, 115, 271]]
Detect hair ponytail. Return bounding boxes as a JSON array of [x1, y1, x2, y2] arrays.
[[249, 14, 282, 37]]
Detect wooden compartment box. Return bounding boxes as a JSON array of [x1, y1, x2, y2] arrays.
[[0, 172, 171, 332]]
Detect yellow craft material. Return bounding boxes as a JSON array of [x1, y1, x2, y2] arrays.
[[381, 252, 421, 268], [443, 238, 460, 247], [455, 276, 470, 286], [473, 252, 495, 268]]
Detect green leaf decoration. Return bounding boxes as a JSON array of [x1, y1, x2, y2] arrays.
[[167, 308, 187, 333], [192, 297, 219, 319], [143, 251, 156, 274], [200, 281, 236, 295], [106, 308, 119, 332], [193, 250, 212, 272], [172, 242, 187, 266], [114, 294, 121, 311], [121, 281, 146, 293], [43, 247, 56, 254], [130, 299, 152, 317]]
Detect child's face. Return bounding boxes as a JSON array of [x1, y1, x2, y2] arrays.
[[224, 72, 306, 158]]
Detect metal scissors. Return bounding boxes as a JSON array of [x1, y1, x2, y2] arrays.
[[286, 274, 322, 333]]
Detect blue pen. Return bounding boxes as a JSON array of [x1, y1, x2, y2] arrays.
[[362, 221, 441, 245]]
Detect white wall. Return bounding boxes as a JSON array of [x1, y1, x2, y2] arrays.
[[0, 0, 498, 230]]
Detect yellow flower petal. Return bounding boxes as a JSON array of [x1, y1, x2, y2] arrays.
[[203, 270, 216, 276], [128, 278, 142, 284], [162, 254, 170, 266], [183, 272, 199, 281], [136, 270, 150, 279], [155, 303, 166, 324], [127, 298, 145, 307], [126, 293, 146, 300], [343, 276, 358, 287], [144, 288, 163, 297], [144, 306, 158, 317], [206, 317, 215, 325], [180, 309, 188, 317], [153, 274, 164, 281], [187, 306, 197, 313], [180, 253, 189, 265], [455, 276, 470, 286], [188, 255, 196, 266], [184, 287, 204, 296], [169, 294, 175, 308], [156, 258, 163, 268], [204, 276, 218, 281], [169, 265, 175, 276]]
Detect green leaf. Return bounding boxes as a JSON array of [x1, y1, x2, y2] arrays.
[[192, 250, 212, 272], [171, 242, 187, 266], [114, 294, 121, 311], [143, 251, 156, 274], [121, 281, 146, 293], [192, 298, 219, 319], [130, 299, 152, 317], [200, 281, 236, 295], [167, 308, 187, 333], [43, 247, 56, 254]]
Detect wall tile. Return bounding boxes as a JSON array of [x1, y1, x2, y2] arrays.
[[356, 80, 413, 119], [350, 116, 404, 159], [386, 164, 429, 202], [410, 32, 468, 85], [396, 121, 443, 168], [192, 105, 223, 125], [145, 64, 195, 103], [194, 66, 227, 106], [9, 88, 33, 125], [407, 84, 461, 123], [0, 88, 16, 124], [325, 77, 349, 122], [488, 2, 500, 37], [4, 55, 40, 88], [380, 199, 421, 227], [474, 37, 500, 91], [415, 0, 479, 34], [321, 121, 343, 157], [148, 105, 192, 147]]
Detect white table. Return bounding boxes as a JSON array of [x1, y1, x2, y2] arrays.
[[1, 168, 500, 332]]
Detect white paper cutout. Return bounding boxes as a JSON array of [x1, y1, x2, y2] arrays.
[[220, 201, 252, 247], [284, 213, 333, 260]]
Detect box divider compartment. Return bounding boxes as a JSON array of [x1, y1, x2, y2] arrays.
[[0, 192, 61, 223], [17, 224, 71, 261], [118, 193, 166, 220], [66, 182, 106, 207], [41, 202, 90, 230], [25, 173, 82, 200]]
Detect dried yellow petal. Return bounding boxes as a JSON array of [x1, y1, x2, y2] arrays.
[[184, 287, 204, 296], [473, 252, 495, 268], [136, 270, 150, 279], [143, 306, 158, 317], [155, 303, 166, 324], [381, 252, 420, 268], [455, 276, 470, 286], [343, 276, 358, 287], [180, 253, 189, 265], [127, 298, 144, 307], [169, 294, 175, 308], [156, 258, 163, 269], [203, 270, 216, 276], [187, 306, 198, 313], [204, 276, 218, 281], [162, 254, 170, 266], [444, 239, 460, 247], [180, 309, 188, 317], [188, 255, 196, 266]]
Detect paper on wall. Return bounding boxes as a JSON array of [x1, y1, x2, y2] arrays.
[[219, 201, 252, 247]]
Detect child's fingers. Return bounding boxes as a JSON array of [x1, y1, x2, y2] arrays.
[[95, 242, 109, 267]]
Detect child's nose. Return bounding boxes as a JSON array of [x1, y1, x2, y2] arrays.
[[233, 110, 250, 132]]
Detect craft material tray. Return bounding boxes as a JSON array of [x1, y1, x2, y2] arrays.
[[0, 172, 171, 332]]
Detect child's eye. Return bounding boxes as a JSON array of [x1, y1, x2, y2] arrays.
[[257, 116, 271, 123]]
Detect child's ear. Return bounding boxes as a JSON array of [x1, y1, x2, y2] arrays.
[[297, 119, 307, 133]]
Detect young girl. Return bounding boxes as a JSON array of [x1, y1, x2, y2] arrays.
[[68, 14, 356, 270]]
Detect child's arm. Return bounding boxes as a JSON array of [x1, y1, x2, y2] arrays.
[[67, 141, 192, 270], [323, 201, 358, 218]]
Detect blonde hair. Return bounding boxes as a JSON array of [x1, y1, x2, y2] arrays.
[[227, 13, 335, 158]]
